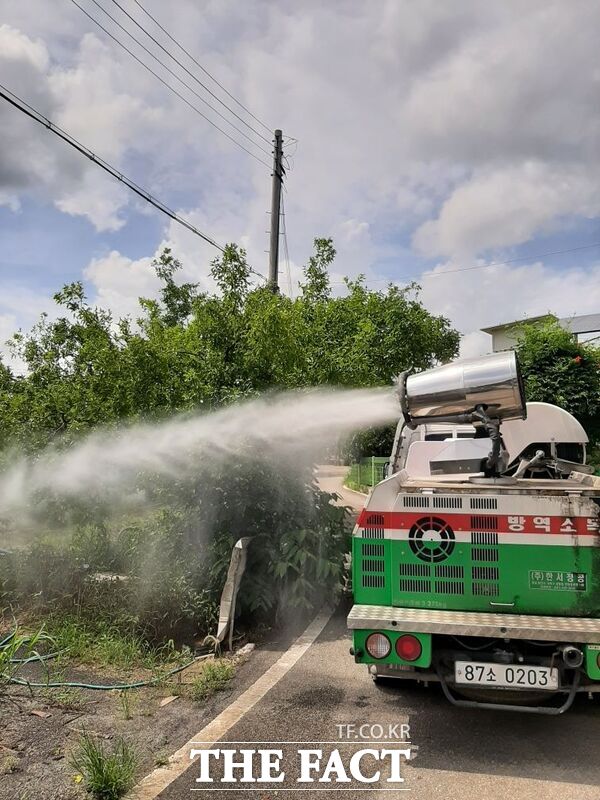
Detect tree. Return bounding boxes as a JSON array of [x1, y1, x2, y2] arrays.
[[0, 238, 460, 451], [515, 320, 600, 444]]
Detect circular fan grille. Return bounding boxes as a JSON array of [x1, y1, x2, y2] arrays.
[[409, 516, 455, 563]]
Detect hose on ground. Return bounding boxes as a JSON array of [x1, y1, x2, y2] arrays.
[[1, 627, 211, 691], [8, 655, 210, 691]]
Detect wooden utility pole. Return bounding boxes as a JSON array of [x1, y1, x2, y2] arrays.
[[268, 129, 283, 290]]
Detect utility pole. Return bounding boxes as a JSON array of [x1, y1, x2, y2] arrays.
[[268, 129, 283, 290]]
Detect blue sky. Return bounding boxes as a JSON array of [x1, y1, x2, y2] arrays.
[[1, 0, 599, 364]]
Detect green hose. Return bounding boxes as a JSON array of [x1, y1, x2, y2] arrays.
[[8, 655, 207, 690], [1, 627, 209, 690], [10, 652, 60, 664]]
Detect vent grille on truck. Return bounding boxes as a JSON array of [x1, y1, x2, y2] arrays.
[[399, 578, 430, 593], [470, 517, 500, 565], [471, 532, 499, 546], [471, 548, 499, 562], [434, 580, 465, 595], [433, 496, 463, 509], [362, 528, 384, 539], [399, 563, 429, 577], [470, 497, 498, 510], [362, 513, 385, 539], [469, 516, 501, 595], [362, 574, 385, 589], [472, 566, 499, 581], [361, 543, 385, 558], [435, 565, 464, 579], [471, 515, 498, 530], [403, 496, 430, 508], [363, 559, 385, 573]]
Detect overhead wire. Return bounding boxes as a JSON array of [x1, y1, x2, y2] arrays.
[[67, 0, 271, 167], [0, 83, 225, 251], [131, 0, 273, 136], [108, 0, 271, 145], [328, 241, 600, 287], [77, 0, 271, 157]]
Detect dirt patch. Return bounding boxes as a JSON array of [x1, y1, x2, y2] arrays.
[[0, 644, 278, 800]]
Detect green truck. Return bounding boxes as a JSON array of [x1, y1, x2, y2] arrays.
[[348, 351, 600, 714]]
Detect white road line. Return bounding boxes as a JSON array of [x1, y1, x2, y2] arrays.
[[128, 607, 334, 800]]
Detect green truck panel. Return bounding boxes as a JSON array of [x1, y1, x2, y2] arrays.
[[353, 537, 600, 617]]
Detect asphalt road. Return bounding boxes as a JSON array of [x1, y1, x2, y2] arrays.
[[314, 464, 368, 514], [153, 606, 600, 800]]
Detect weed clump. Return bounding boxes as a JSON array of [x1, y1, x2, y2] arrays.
[[70, 730, 137, 800], [0, 753, 20, 774], [191, 658, 235, 701]]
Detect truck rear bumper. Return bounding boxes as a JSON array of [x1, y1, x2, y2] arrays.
[[348, 604, 600, 642]]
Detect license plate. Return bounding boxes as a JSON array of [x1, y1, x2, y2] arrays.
[[454, 661, 559, 691]]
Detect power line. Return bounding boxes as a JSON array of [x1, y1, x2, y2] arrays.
[[329, 241, 600, 287], [132, 0, 273, 137], [68, 0, 271, 167], [78, 0, 271, 157], [0, 83, 224, 251], [109, 0, 271, 145]]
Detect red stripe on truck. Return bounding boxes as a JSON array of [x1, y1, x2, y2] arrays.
[[356, 509, 599, 536]]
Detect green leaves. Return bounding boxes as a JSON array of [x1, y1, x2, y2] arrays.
[[0, 238, 459, 451], [516, 320, 600, 423]]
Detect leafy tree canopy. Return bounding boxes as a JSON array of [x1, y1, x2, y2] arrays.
[[0, 239, 459, 450], [515, 319, 600, 444]]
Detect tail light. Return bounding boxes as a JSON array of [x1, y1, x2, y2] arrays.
[[395, 634, 422, 662], [365, 632, 391, 659]]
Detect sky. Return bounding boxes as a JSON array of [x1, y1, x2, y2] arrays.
[[1, 0, 600, 368]]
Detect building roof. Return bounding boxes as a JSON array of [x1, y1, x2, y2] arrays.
[[480, 314, 555, 334], [559, 313, 600, 335], [481, 312, 600, 336]]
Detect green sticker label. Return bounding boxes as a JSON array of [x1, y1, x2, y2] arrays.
[[529, 570, 586, 591]]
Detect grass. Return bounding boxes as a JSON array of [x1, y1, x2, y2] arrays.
[[153, 752, 169, 767], [38, 615, 182, 672], [190, 658, 235, 701], [0, 753, 20, 774], [116, 689, 137, 720], [43, 686, 86, 711], [70, 730, 137, 800], [0, 625, 52, 692]]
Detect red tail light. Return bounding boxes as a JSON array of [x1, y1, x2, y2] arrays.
[[365, 633, 391, 659], [395, 634, 422, 662]]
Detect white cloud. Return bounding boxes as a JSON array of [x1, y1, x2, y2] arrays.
[[0, 283, 56, 372], [84, 250, 160, 318], [413, 163, 600, 259], [418, 259, 600, 354]]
